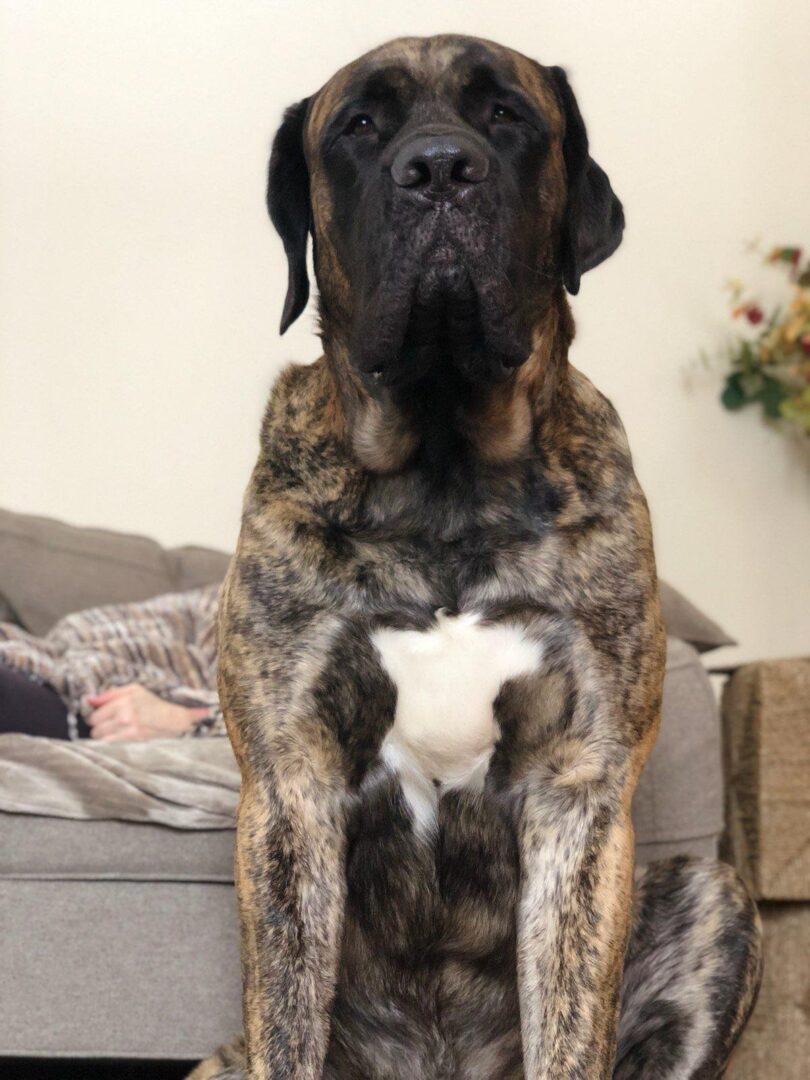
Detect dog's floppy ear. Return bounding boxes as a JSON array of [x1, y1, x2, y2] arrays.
[[550, 67, 624, 295], [267, 97, 311, 334]]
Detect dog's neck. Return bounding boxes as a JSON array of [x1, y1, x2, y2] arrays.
[[323, 291, 575, 476]]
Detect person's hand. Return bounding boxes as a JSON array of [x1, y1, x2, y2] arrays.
[[85, 684, 207, 741]]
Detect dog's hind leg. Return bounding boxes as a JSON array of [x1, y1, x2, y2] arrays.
[[614, 857, 762, 1079]]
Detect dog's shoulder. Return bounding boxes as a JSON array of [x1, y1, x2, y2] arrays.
[[249, 357, 357, 507], [563, 365, 632, 453], [258, 357, 335, 452], [540, 364, 642, 525]]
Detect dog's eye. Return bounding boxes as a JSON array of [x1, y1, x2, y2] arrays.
[[491, 103, 520, 124], [345, 113, 376, 136]]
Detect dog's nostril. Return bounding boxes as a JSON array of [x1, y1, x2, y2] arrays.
[[450, 157, 468, 184], [408, 160, 432, 188], [461, 154, 489, 184], [392, 156, 431, 189], [451, 156, 488, 185]]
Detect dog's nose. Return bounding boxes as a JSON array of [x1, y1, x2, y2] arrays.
[[391, 131, 490, 197]]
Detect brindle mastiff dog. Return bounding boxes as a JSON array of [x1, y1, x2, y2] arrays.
[[191, 34, 761, 1080]]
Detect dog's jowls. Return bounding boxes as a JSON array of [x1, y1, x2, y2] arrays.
[[189, 35, 762, 1080]]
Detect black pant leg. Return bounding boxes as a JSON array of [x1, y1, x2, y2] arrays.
[[0, 662, 71, 738]]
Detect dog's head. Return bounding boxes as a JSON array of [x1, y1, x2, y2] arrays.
[[268, 35, 623, 390]]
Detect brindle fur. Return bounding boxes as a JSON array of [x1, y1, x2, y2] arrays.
[[190, 35, 761, 1080]]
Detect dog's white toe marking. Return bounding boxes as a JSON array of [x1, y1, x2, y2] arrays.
[[372, 610, 542, 836]]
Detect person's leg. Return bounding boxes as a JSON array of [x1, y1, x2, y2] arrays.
[[0, 662, 71, 738], [615, 856, 763, 1079]]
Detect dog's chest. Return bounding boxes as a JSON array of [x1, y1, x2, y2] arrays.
[[371, 610, 542, 834]]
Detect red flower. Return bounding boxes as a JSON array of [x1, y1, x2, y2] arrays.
[[800, 334, 810, 357], [746, 306, 764, 325]]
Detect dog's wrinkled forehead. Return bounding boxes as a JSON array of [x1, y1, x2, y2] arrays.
[[305, 34, 563, 149]]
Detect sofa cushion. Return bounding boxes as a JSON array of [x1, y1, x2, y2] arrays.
[[0, 509, 175, 635], [631, 637, 724, 855], [0, 508, 228, 635], [0, 591, 18, 626], [172, 544, 231, 594]]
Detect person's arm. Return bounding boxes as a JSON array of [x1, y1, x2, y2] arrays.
[[86, 685, 219, 741], [187, 703, 228, 737]]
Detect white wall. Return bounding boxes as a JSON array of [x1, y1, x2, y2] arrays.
[[1, 1, 808, 666]]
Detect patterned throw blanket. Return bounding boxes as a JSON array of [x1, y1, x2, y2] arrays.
[[0, 586, 225, 737]]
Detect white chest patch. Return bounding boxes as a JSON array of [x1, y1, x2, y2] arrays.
[[371, 610, 543, 836]]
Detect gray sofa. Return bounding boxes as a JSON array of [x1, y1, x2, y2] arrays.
[[0, 509, 734, 1061]]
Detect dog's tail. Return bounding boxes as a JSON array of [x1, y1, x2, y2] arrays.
[[185, 1033, 246, 1080]]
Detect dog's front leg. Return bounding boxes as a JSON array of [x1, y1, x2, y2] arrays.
[[234, 735, 347, 1080], [517, 767, 637, 1080]]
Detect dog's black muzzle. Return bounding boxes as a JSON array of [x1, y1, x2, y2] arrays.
[[350, 125, 532, 388]]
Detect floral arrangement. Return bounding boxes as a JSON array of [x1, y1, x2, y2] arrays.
[[712, 246, 810, 436]]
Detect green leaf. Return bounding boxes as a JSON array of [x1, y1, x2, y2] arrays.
[[757, 376, 787, 419], [721, 373, 747, 410]]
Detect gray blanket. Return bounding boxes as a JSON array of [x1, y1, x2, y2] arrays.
[[0, 733, 239, 829]]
